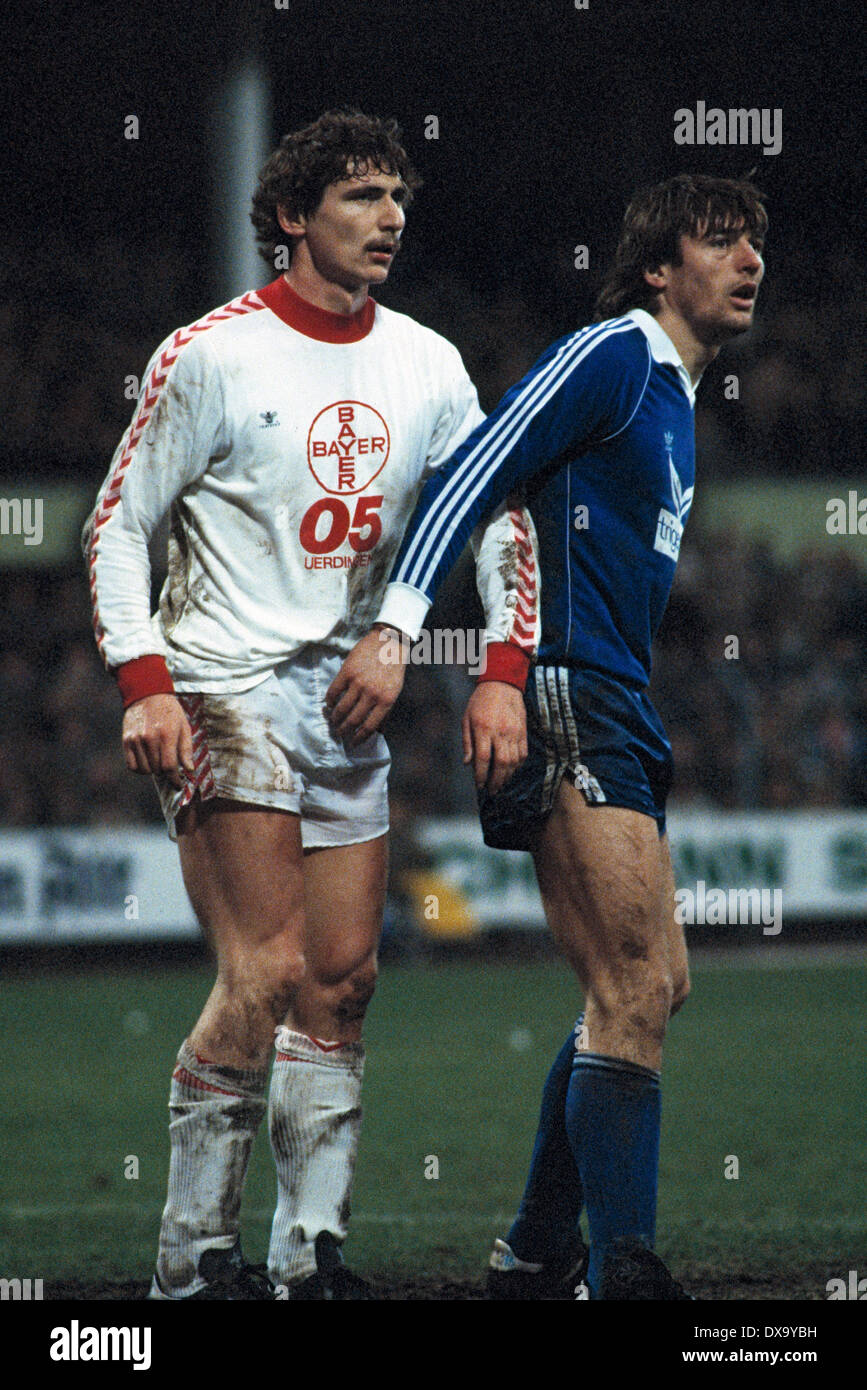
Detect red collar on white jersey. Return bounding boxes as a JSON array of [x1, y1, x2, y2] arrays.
[[258, 276, 376, 343]]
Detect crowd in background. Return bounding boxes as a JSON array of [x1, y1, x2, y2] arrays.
[[652, 538, 867, 809], [0, 539, 864, 833], [2, 232, 865, 481], [0, 230, 864, 835]]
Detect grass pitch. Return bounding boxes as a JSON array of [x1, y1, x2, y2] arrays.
[[1, 951, 864, 1299]]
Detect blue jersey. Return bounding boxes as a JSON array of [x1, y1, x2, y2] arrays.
[[379, 310, 697, 689]]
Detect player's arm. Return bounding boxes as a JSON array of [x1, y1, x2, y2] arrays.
[[120, 692, 194, 790], [328, 320, 641, 738], [325, 344, 486, 744], [391, 355, 540, 792], [460, 499, 540, 792], [326, 346, 540, 765], [83, 331, 223, 787], [327, 501, 541, 787]]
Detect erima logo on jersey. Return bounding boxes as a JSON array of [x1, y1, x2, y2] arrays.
[[654, 436, 693, 562]]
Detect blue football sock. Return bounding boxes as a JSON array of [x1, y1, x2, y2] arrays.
[[507, 1018, 585, 1264], [565, 1051, 661, 1297]]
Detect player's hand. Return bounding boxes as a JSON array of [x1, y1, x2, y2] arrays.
[[462, 681, 528, 794], [121, 693, 195, 790], [325, 625, 409, 743]]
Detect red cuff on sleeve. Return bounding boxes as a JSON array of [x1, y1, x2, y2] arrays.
[[477, 642, 531, 691], [115, 655, 176, 709]]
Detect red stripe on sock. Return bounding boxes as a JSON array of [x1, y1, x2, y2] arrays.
[[172, 1065, 244, 1098]]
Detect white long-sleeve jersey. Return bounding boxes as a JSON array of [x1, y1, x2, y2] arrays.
[[84, 276, 539, 697]]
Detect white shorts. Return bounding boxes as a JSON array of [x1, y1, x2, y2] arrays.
[[155, 648, 390, 848]]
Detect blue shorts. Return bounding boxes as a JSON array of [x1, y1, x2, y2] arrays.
[[478, 664, 673, 851]]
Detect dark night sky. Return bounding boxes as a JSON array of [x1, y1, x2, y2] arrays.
[[6, 0, 864, 335]]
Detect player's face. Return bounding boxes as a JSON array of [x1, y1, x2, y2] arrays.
[[654, 224, 765, 344], [295, 165, 408, 293]]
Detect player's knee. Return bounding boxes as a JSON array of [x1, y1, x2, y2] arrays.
[[670, 969, 691, 1016], [598, 963, 672, 1045], [263, 947, 307, 1022], [633, 972, 674, 1042], [334, 959, 378, 1027]]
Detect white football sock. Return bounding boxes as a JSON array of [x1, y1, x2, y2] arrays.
[[267, 1026, 364, 1284], [155, 1040, 267, 1296]]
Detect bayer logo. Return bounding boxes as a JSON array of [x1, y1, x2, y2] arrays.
[[306, 400, 390, 494]]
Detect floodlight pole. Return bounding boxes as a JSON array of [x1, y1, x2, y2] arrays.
[[212, 45, 272, 302]]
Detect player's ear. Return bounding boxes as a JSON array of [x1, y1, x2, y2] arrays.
[[643, 263, 668, 291], [277, 203, 306, 237]]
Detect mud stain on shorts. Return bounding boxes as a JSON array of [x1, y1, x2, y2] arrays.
[[203, 699, 294, 798], [202, 698, 257, 792]]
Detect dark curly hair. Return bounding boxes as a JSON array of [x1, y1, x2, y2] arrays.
[[593, 173, 768, 321], [251, 109, 422, 266]]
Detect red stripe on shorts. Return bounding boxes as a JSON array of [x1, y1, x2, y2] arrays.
[[177, 694, 217, 809]]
